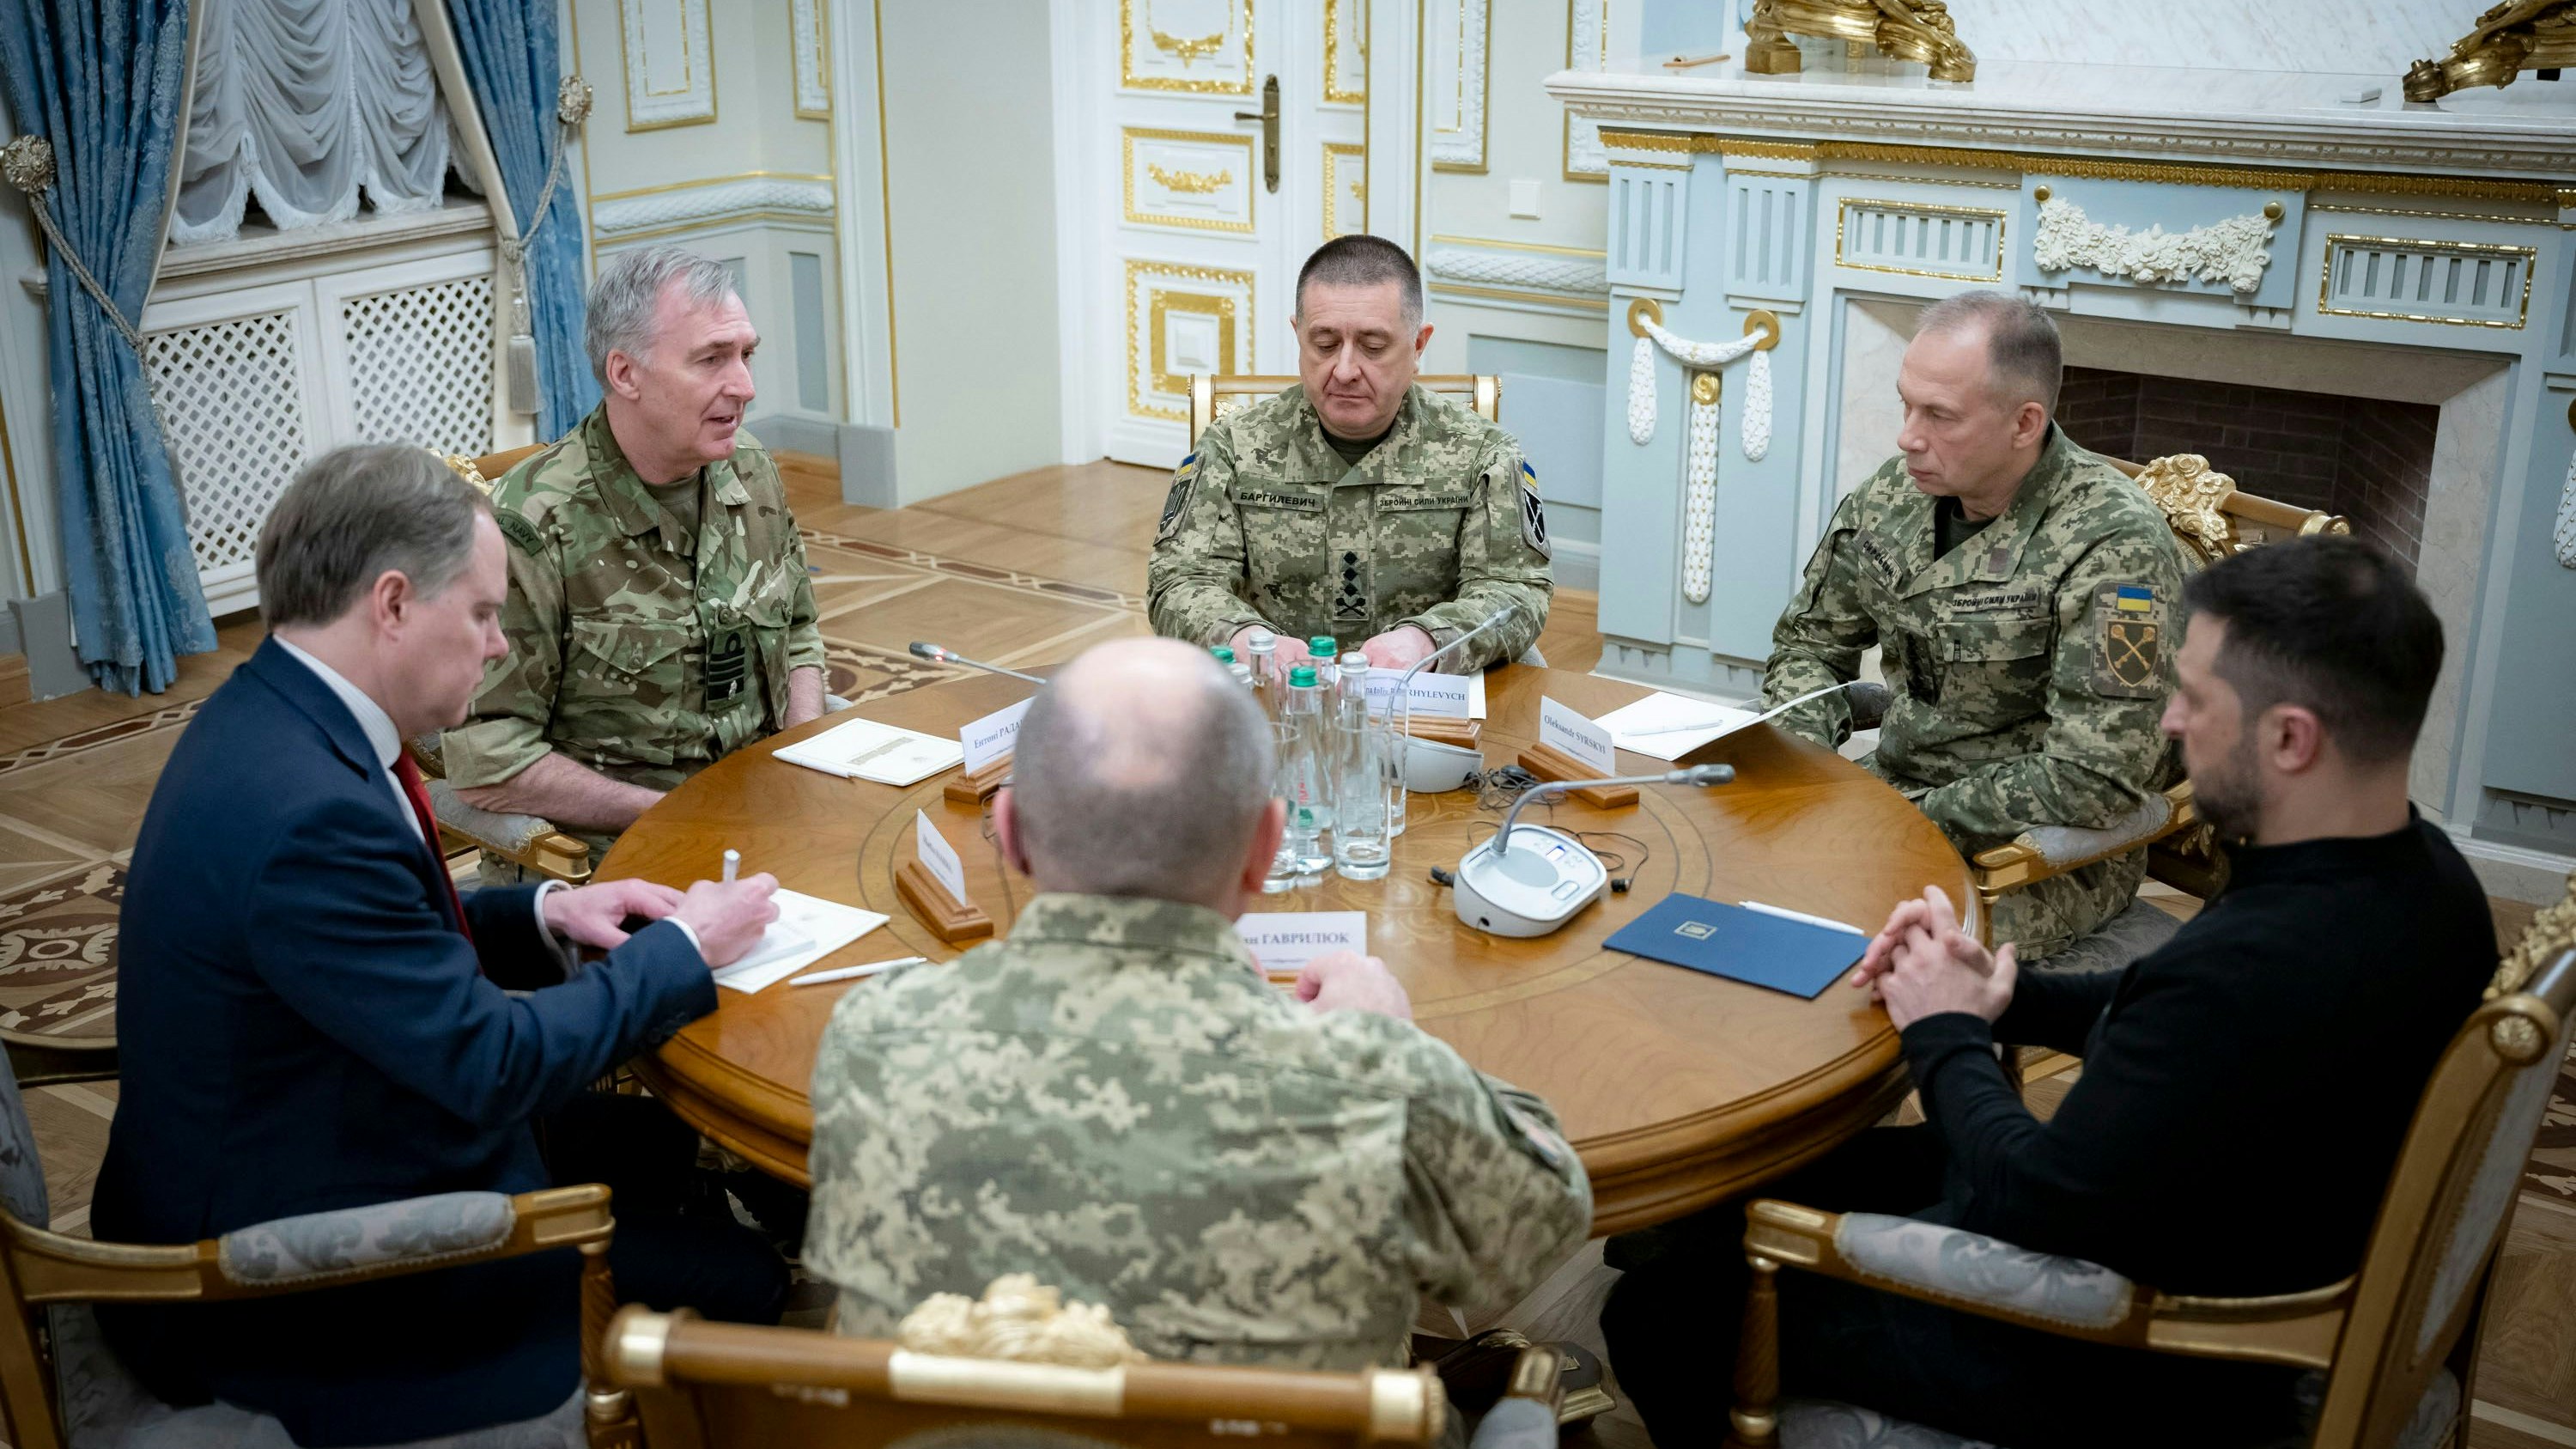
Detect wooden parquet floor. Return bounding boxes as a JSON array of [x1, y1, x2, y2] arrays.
[[0, 454, 2563, 1446]]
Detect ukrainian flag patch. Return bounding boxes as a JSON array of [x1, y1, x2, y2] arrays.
[[2114, 584, 2156, 612]]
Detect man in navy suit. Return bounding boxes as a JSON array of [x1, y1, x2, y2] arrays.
[[96, 444, 790, 1446]]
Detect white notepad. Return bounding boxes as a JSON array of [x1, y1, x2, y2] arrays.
[[709, 889, 892, 993], [1594, 692, 1759, 761], [773, 715, 964, 786]]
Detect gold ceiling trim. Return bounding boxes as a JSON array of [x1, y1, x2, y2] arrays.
[[1589, 131, 2563, 203]]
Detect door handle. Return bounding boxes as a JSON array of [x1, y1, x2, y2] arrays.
[[1233, 74, 1279, 192]]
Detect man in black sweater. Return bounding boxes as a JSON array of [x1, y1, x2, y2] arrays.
[[1601, 536, 2495, 1447]]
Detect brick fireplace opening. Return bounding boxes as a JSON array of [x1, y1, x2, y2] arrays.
[[2054, 366, 2439, 570]]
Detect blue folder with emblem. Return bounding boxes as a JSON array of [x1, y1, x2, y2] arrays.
[[1603, 893, 1867, 1000]]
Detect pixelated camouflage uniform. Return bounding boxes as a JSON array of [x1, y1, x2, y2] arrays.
[[803, 893, 1595, 1367], [1763, 425, 2186, 959], [442, 406, 824, 862], [1147, 383, 1553, 672]]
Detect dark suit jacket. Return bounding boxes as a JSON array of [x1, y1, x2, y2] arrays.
[[94, 638, 718, 1446]]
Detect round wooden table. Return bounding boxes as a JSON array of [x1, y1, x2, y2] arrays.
[[606, 666, 1971, 1234]]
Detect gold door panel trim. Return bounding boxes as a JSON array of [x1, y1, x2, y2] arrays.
[[1121, 127, 1259, 234], [1126, 260, 1255, 422], [2315, 233, 2537, 330], [1121, 0, 1255, 94], [1323, 141, 1366, 240]]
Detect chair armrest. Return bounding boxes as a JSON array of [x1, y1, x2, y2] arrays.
[[2, 1184, 612, 1305], [1973, 784, 2195, 889], [423, 778, 593, 884], [1741, 1200, 2345, 1369]]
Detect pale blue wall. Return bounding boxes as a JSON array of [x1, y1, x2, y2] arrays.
[[1467, 335, 1607, 593]]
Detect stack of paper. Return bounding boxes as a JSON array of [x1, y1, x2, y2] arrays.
[[710, 889, 893, 993], [775, 716, 963, 785], [1594, 692, 1759, 761]]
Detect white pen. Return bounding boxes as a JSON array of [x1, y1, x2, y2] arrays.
[[1741, 900, 1868, 935], [790, 956, 927, 987], [721, 848, 739, 883]]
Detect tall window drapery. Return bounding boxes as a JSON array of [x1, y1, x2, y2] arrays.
[[0, 1, 216, 694], [443, 0, 595, 437], [172, 0, 476, 245]]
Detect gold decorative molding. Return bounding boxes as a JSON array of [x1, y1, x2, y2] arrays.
[[1148, 164, 1233, 194], [2488, 874, 2576, 999], [1126, 259, 1253, 422], [1322, 140, 1365, 240], [2316, 233, 2537, 331], [1426, 282, 1610, 314], [1429, 234, 1606, 259], [1722, 138, 1821, 163], [1123, 128, 1257, 234], [590, 170, 835, 203], [2405, 1, 2576, 102], [1744, 0, 1976, 82], [1836, 197, 2006, 282], [1323, 0, 1366, 104], [1120, 0, 1254, 94], [1598, 129, 1702, 155], [2308, 201, 2530, 224], [2133, 455, 2238, 565]]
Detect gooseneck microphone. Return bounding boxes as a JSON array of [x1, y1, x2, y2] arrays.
[[909, 641, 1047, 686], [1491, 764, 1735, 859]]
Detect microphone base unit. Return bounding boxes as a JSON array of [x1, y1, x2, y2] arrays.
[[1453, 825, 1609, 938]]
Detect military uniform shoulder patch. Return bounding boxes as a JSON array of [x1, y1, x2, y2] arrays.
[[1156, 453, 1196, 545], [2091, 580, 2166, 699], [494, 509, 546, 557], [1515, 458, 1550, 559]]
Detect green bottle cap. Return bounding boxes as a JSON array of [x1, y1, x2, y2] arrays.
[[1211, 646, 1236, 663], [1288, 666, 1319, 687], [1308, 636, 1337, 657]]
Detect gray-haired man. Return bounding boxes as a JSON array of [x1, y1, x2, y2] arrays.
[[444, 245, 827, 868], [803, 636, 1594, 1367]]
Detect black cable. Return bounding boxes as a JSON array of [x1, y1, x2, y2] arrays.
[[1574, 831, 1653, 893]]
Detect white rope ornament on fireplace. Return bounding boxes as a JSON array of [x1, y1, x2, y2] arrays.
[[1625, 301, 1779, 604], [2556, 441, 2576, 570]]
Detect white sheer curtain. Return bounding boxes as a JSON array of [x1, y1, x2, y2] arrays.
[[170, 0, 477, 246]]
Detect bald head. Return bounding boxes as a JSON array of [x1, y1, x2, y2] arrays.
[[1006, 638, 1276, 906]]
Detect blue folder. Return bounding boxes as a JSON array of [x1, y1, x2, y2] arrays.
[[1603, 893, 1867, 1001]]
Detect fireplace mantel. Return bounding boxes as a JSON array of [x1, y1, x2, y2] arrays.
[[1546, 56, 2576, 180], [1554, 46, 2576, 898]]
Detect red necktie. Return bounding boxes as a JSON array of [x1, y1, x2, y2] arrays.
[[394, 752, 476, 947]]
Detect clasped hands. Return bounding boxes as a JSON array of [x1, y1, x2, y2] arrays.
[[1231, 624, 1440, 674], [539, 874, 783, 970], [1848, 884, 2018, 1030]]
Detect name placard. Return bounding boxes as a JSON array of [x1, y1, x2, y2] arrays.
[[1538, 697, 1618, 774], [914, 809, 969, 905], [960, 697, 1032, 773], [1234, 911, 1368, 975], [1365, 673, 1472, 719]]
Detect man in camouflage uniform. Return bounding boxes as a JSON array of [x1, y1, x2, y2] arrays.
[[1763, 292, 2185, 959], [1149, 236, 1552, 674], [445, 247, 825, 868], [804, 639, 1592, 1365]]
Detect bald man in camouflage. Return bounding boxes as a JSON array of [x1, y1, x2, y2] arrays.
[[1763, 292, 2186, 960], [1149, 236, 1552, 674]]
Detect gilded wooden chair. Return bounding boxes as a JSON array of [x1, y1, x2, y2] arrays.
[[1965, 454, 2353, 947], [1187, 374, 1500, 451], [0, 1056, 633, 1449], [601, 1274, 1448, 1448], [1720, 886, 2576, 1449]]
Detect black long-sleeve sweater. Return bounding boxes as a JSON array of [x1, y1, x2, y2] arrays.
[[1899, 813, 2495, 1297]]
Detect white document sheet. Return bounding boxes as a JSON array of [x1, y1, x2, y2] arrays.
[[710, 889, 893, 993], [774, 715, 964, 786], [1594, 692, 1760, 761]]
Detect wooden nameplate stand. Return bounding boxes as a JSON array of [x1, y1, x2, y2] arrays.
[[1516, 741, 1638, 809], [896, 861, 993, 944], [943, 753, 1012, 805], [1403, 715, 1482, 749]]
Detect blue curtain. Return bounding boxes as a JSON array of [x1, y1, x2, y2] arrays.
[[445, 0, 595, 440], [0, 0, 216, 695]]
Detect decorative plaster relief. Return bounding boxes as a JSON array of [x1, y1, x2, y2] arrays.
[[2032, 197, 2275, 294], [791, 0, 829, 119], [618, 0, 716, 131], [1563, 0, 1608, 180], [1429, 0, 1489, 171], [592, 178, 835, 240], [1424, 247, 1607, 295]]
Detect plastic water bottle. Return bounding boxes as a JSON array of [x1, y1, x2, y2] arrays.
[[1282, 665, 1335, 880], [1243, 629, 1281, 721], [1307, 636, 1340, 690], [1332, 658, 1391, 880], [1211, 645, 1236, 666]]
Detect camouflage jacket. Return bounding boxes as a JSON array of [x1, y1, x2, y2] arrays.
[[803, 893, 1594, 1368], [442, 407, 824, 852], [1147, 383, 1552, 671], [1762, 426, 2186, 957]]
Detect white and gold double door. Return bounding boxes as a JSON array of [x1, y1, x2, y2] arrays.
[[1082, 0, 1371, 467]]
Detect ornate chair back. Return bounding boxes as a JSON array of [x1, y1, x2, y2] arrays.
[[2105, 454, 2352, 569], [2309, 893, 2576, 1449], [472, 443, 548, 485], [601, 1306, 1446, 1449], [1187, 374, 1500, 451]]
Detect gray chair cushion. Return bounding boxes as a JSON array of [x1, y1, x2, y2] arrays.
[[1832, 1215, 2135, 1330], [2023, 898, 2184, 977], [0, 1041, 49, 1226], [425, 778, 561, 857], [53, 1302, 584, 1449], [1467, 1396, 1554, 1449], [1781, 1399, 1992, 1449], [2012, 793, 2175, 872], [215, 1192, 515, 1287]]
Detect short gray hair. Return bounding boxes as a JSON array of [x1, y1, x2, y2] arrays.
[[256, 445, 492, 629], [1915, 289, 2063, 416], [585, 246, 739, 384], [1010, 647, 1275, 904], [1296, 234, 1424, 330]]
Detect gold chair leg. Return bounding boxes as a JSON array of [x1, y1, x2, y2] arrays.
[[1728, 1254, 1782, 1449], [580, 1240, 641, 1449]]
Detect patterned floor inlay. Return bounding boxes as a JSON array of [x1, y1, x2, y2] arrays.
[[2529, 1038, 2576, 1200], [800, 529, 1147, 612], [0, 862, 122, 1044], [0, 701, 204, 782]]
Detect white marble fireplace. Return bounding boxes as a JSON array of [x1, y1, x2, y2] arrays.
[[1546, 7, 2576, 897]]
